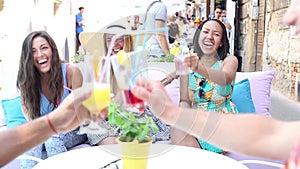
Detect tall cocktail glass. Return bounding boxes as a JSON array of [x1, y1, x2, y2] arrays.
[[111, 50, 148, 113], [79, 55, 112, 134]]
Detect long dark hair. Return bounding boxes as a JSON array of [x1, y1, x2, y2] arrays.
[[192, 18, 229, 60], [16, 31, 63, 120]]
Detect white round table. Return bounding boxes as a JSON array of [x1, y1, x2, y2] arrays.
[[33, 144, 249, 169]]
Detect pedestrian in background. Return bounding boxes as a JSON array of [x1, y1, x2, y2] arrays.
[[211, 5, 232, 35], [75, 7, 84, 54], [221, 10, 232, 39], [144, 0, 170, 59]]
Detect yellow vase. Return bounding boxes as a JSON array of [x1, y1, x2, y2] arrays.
[[117, 136, 152, 169]]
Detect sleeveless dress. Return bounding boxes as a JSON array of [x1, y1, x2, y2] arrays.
[[21, 63, 87, 169], [188, 61, 238, 153]]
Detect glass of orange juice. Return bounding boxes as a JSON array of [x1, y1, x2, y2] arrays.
[[79, 55, 112, 134]]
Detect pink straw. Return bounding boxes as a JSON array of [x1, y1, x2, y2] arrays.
[[98, 34, 123, 82]]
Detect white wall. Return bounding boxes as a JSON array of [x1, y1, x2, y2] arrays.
[[0, 0, 74, 100]]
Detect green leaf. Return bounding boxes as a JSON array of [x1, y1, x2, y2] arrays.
[[107, 102, 159, 142]]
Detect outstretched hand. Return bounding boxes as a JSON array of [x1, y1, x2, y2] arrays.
[[131, 78, 178, 125], [184, 54, 199, 72], [50, 87, 91, 133]]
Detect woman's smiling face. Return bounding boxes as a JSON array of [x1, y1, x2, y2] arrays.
[[105, 34, 125, 55], [198, 20, 223, 56], [32, 36, 53, 74]]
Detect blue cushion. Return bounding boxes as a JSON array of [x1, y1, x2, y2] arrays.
[[1, 96, 27, 128], [232, 79, 256, 113]]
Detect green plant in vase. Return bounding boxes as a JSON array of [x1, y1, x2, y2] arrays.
[[108, 102, 159, 169], [107, 102, 158, 142]]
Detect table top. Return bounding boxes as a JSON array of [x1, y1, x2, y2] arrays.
[[33, 144, 249, 169]]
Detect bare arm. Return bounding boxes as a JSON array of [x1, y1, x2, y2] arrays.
[[0, 115, 55, 166], [132, 79, 300, 161], [155, 20, 169, 55], [67, 64, 83, 90], [0, 87, 91, 167], [185, 54, 238, 85], [224, 23, 232, 30], [175, 109, 300, 160]]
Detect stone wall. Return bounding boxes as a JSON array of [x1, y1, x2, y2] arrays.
[[239, 0, 300, 101], [263, 0, 300, 100], [238, 0, 259, 72]]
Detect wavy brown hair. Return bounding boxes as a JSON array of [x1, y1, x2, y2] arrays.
[[16, 31, 63, 120]]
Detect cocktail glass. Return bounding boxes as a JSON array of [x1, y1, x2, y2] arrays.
[[174, 45, 190, 75], [79, 55, 112, 134], [111, 50, 148, 113]]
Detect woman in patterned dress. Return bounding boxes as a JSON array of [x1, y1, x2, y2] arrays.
[[171, 18, 239, 154]]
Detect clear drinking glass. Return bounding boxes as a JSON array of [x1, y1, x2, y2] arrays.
[[173, 40, 190, 75], [78, 55, 112, 134], [111, 50, 148, 113]]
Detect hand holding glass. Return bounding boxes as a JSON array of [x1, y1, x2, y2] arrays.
[[111, 51, 147, 112], [79, 56, 112, 134]]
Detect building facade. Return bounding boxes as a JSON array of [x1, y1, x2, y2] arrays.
[[235, 0, 300, 101], [0, 0, 76, 99]]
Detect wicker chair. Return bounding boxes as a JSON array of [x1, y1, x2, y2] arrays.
[[79, 32, 105, 57]]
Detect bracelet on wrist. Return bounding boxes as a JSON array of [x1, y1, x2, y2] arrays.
[[47, 114, 58, 134]]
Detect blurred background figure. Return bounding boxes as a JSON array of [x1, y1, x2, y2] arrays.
[[144, 0, 170, 59], [75, 7, 85, 54], [168, 15, 180, 44], [131, 15, 142, 31], [186, 18, 201, 47], [221, 10, 232, 39], [211, 5, 231, 39]]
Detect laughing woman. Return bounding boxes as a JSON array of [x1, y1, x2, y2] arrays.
[[171, 19, 239, 154], [16, 31, 87, 169]]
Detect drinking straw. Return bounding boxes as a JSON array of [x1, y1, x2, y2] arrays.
[[98, 34, 122, 83]]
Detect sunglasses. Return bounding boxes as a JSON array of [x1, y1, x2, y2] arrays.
[[198, 78, 206, 98]]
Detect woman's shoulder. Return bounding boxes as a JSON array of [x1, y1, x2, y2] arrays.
[[224, 54, 237, 60], [223, 54, 238, 65], [65, 63, 80, 72]]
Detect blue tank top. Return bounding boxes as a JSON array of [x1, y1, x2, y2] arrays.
[[40, 63, 70, 116]]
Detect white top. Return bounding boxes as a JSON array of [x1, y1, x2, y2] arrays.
[[144, 1, 169, 57]]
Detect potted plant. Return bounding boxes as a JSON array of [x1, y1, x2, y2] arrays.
[[107, 102, 158, 169]]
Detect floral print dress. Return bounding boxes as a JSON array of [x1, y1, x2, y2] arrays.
[[188, 61, 239, 153]]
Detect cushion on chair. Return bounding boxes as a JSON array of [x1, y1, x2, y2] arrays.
[[232, 79, 256, 113], [1, 96, 27, 128], [235, 69, 276, 117]]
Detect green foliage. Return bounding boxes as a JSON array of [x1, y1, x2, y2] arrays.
[[147, 54, 174, 62], [71, 54, 85, 63], [108, 102, 158, 143]]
